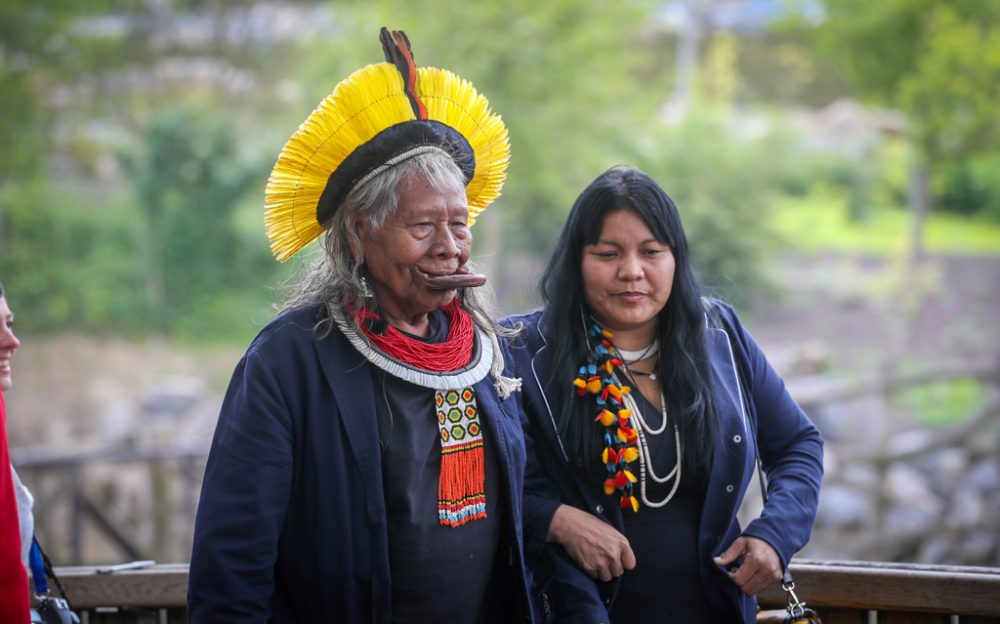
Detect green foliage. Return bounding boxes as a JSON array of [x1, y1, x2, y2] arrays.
[[818, 0, 1000, 221], [0, 0, 119, 181], [351, 0, 660, 254], [897, 5, 1000, 162], [14, 1, 969, 339], [772, 191, 1000, 255], [0, 0, 142, 333], [937, 153, 1000, 220], [0, 103, 284, 340], [898, 377, 987, 426], [0, 180, 147, 333], [817, 0, 928, 104], [624, 113, 783, 302], [737, 22, 851, 107], [123, 105, 276, 335], [0, 71, 46, 181], [775, 137, 914, 225]]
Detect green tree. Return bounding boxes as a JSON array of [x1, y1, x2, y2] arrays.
[[339, 1, 659, 251], [304, 1, 782, 303], [0, 0, 133, 329], [0, 1, 111, 243], [818, 0, 1000, 254], [1, 1, 293, 337], [625, 112, 782, 303], [125, 106, 267, 333]]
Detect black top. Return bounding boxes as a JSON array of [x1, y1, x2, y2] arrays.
[[609, 389, 714, 623], [375, 309, 503, 624]]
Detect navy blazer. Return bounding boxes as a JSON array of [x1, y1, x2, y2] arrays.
[[189, 305, 535, 623], [503, 300, 823, 623]]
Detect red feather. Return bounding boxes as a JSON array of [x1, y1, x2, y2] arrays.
[[379, 27, 428, 120]]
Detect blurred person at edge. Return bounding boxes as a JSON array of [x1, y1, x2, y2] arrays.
[[1, 282, 32, 623], [187, 29, 537, 623], [503, 167, 824, 623]]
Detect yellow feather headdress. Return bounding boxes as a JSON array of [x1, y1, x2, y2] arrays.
[[264, 28, 510, 262]]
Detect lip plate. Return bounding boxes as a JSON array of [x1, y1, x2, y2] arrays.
[[416, 268, 486, 290]]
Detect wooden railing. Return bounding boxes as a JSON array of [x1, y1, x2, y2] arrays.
[[51, 559, 1000, 623], [757, 560, 1000, 623]]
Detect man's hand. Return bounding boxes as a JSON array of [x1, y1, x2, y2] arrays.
[[547, 504, 636, 582], [713, 536, 782, 596]]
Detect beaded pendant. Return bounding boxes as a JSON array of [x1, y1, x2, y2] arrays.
[[573, 318, 641, 512]]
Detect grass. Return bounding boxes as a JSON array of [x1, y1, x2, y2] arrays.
[[771, 191, 1000, 255], [896, 378, 988, 427]]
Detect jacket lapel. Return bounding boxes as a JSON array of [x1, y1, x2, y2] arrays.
[[528, 312, 571, 463], [314, 328, 385, 523], [702, 325, 752, 546], [474, 378, 510, 467]]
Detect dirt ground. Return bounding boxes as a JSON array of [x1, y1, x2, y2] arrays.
[[744, 254, 1000, 373]]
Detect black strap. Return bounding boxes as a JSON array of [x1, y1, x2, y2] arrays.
[[32, 537, 75, 609], [728, 319, 813, 620], [737, 363, 770, 506]]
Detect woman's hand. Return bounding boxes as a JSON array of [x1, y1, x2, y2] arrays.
[[547, 504, 636, 582], [713, 536, 783, 596]]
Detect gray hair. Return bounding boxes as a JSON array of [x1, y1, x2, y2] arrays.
[[279, 149, 510, 338]]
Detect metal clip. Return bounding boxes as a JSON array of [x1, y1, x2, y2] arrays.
[[783, 579, 807, 619]]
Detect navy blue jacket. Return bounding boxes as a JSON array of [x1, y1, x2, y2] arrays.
[[189, 305, 535, 623], [503, 300, 823, 623]]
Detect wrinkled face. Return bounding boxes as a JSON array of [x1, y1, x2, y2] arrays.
[[0, 295, 20, 392], [581, 209, 675, 339], [359, 175, 472, 327]]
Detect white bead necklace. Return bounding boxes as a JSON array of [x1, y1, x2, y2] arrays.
[[618, 381, 682, 508]]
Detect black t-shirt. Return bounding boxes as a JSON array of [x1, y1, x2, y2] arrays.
[[609, 390, 716, 623], [375, 310, 503, 624]]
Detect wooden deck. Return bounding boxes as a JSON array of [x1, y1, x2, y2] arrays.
[[52, 558, 1000, 623]]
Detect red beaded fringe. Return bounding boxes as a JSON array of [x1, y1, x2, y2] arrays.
[[437, 440, 487, 527]]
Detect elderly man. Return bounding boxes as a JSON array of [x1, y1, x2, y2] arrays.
[[188, 29, 536, 624]]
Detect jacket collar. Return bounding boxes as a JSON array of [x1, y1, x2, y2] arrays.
[[529, 310, 571, 463]]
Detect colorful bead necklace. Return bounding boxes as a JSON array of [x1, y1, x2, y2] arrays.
[[351, 299, 474, 371], [573, 317, 684, 511], [573, 318, 641, 512]]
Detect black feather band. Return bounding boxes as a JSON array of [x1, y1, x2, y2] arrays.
[[316, 119, 476, 226]]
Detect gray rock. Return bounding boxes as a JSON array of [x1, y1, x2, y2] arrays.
[[915, 447, 968, 496], [839, 462, 879, 491], [884, 504, 939, 539], [918, 533, 958, 564], [957, 531, 997, 566], [886, 463, 941, 516], [143, 376, 205, 418], [944, 487, 983, 529], [966, 458, 999, 493], [816, 483, 873, 528]]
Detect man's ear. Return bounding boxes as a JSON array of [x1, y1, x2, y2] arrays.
[[349, 219, 366, 263]]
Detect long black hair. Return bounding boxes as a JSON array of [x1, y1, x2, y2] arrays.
[[540, 166, 718, 489]]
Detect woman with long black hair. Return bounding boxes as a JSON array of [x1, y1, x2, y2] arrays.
[[506, 166, 823, 623]]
